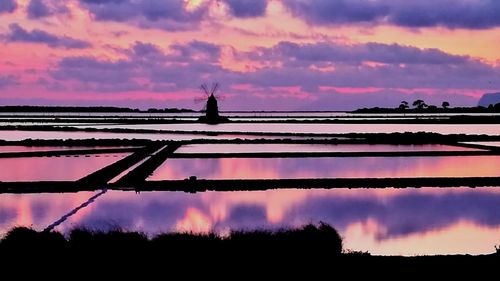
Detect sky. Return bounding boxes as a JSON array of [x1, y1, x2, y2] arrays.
[[0, 0, 499, 111]]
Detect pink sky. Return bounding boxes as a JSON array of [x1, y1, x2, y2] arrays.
[[0, 0, 499, 110]]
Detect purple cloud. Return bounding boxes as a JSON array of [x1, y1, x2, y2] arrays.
[[52, 41, 225, 92], [237, 61, 499, 91], [28, 0, 51, 18], [49, 40, 500, 109], [79, 0, 208, 30], [284, 0, 388, 25], [283, 0, 500, 29], [3, 24, 91, 49], [127, 41, 168, 65], [390, 1, 500, 29], [131, 41, 164, 57], [248, 41, 469, 65], [234, 41, 500, 92], [169, 40, 221, 62], [0, 0, 17, 14], [27, 0, 69, 19], [52, 56, 143, 92], [139, 41, 224, 88], [223, 0, 267, 18], [0, 75, 17, 89]]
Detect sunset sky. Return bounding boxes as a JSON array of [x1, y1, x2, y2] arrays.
[[1, 0, 499, 110]]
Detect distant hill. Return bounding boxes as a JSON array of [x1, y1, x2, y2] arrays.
[[0, 106, 195, 113], [478, 93, 500, 107]]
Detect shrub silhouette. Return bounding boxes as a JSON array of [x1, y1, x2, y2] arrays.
[[0, 223, 343, 260], [1, 227, 66, 252]]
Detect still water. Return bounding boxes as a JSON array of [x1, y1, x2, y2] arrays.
[[176, 143, 480, 154], [78, 123, 500, 135], [149, 156, 500, 180], [462, 141, 500, 148], [0, 192, 96, 233], [0, 130, 302, 141], [0, 154, 128, 181], [0, 130, 286, 141], [1, 188, 498, 256], [0, 146, 138, 153]]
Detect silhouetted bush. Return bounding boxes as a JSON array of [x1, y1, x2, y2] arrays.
[[1, 227, 66, 252], [1, 225, 498, 268], [0, 223, 342, 260]]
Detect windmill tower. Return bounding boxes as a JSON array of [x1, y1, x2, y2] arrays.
[[197, 83, 228, 124], [202, 83, 220, 120]]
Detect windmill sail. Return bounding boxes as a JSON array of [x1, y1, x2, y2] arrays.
[[197, 82, 228, 124]]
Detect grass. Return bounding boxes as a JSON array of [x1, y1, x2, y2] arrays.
[[0, 223, 343, 257], [0, 223, 498, 272]]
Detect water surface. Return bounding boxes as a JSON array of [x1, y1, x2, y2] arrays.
[[0, 192, 96, 236], [149, 156, 500, 180], [0, 130, 288, 141], [176, 143, 479, 154], [79, 123, 500, 136], [2, 187, 498, 255], [16, 187, 497, 256], [0, 146, 139, 153], [462, 141, 500, 148], [0, 153, 128, 181]]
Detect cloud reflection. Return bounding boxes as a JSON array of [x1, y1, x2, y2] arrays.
[[61, 188, 500, 242], [2, 188, 499, 254], [150, 156, 500, 180], [285, 191, 500, 240]]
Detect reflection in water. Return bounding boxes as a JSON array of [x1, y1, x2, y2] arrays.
[[176, 144, 479, 154], [0, 154, 128, 181], [6, 187, 489, 255], [0, 192, 97, 236], [462, 141, 500, 148], [86, 123, 500, 135], [0, 146, 138, 153], [0, 130, 294, 141], [149, 156, 500, 180]]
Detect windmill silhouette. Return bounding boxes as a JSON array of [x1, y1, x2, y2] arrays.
[[196, 82, 229, 124]]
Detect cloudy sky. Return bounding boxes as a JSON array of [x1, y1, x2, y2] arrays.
[[0, 0, 499, 110]]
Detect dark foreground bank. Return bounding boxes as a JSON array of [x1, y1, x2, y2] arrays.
[[1, 223, 498, 269], [1, 223, 343, 258]]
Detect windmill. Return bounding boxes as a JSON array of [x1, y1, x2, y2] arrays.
[[195, 82, 228, 124], [195, 83, 222, 111]]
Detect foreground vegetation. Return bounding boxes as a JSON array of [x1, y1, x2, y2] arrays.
[[0, 223, 344, 260], [1, 224, 498, 265]]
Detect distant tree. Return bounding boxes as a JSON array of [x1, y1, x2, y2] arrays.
[[442, 101, 450, 109], [412, 99, 427, 110], [398, 101, 409, 110]]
